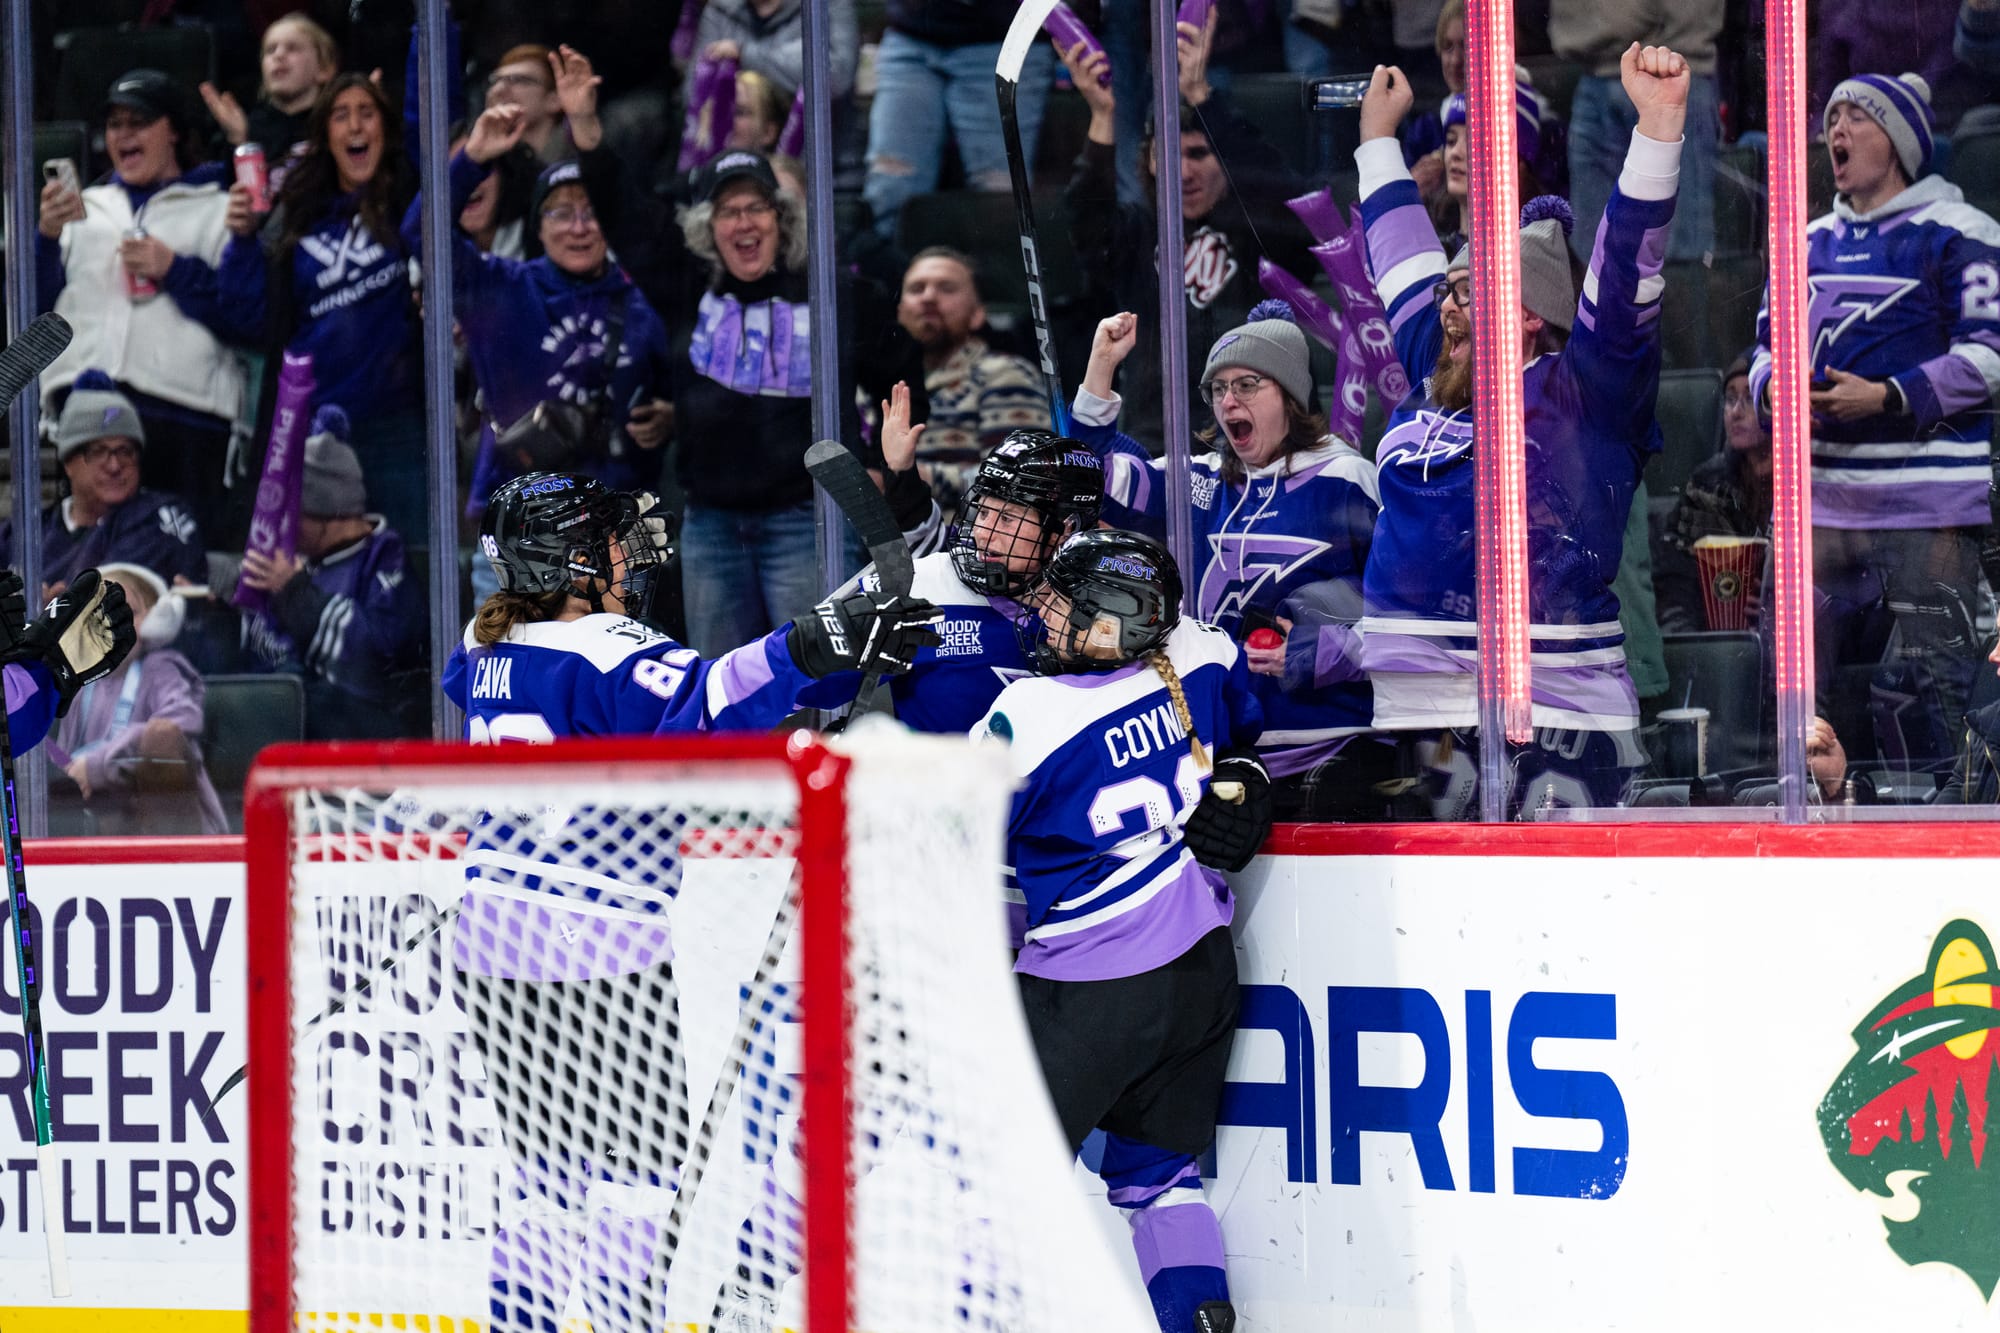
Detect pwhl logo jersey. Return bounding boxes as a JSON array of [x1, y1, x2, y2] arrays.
[[1819, 919, 2000, 1298]]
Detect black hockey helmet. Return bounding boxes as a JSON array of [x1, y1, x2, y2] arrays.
[[480, 472, 666, 613], [951, 429, 1104, 597], [1025, 528, 1182, 675]]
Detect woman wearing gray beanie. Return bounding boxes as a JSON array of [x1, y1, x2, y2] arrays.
[[1069, 301, 1398, 819]]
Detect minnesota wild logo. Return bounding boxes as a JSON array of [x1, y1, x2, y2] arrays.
[[1819, 919, 2000, 1297]]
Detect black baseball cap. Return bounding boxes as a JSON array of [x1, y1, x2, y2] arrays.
[[698, 150, 778, 204], [106, 69, 188, 130]]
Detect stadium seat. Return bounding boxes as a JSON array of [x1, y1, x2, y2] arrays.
[[52, 24, 216, 126], [1948, 126, 2000, 220], [895, 189, 1083, 320], [1658, 630, 1763, 775], [1712, 142, 1765, 257], [201, 673, 305, 832], [1650, 368, 1724, 499], [1221, 74, 1311, 177], [33, 120, 91, 186]]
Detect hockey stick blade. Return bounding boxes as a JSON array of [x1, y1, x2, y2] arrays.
[[996, 0, 1061, 85], [0, 314, 73, 412], [805, 440, 912, 597], [805, 440, 913, 726]]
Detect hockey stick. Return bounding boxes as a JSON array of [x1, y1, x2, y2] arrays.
[[209, 902, 462, 1107], [0, 311, 76, 1298], [804, 439, 914, 723], [996, 0, 1071, 435]]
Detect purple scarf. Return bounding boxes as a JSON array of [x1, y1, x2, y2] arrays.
[[688, 290, 813, 398]]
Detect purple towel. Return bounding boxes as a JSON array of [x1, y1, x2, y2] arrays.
[[671, 0, 706, 64], [233, 351, 315, 615], [677, 51, 739, 174]]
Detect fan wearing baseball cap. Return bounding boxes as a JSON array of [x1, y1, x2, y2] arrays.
[[34, 68, 246, 543], [666, 146, 936, 657]]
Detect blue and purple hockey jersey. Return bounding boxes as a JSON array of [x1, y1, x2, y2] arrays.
[[1748, 175, 2000, 531], [442, 611, 820, 983], [1062, 410, 1375, 777], [797, 550, 1035, 735], [1355, 132, 1678, 732], [3, 662, 58, 757], [974, 620, 1263, 984]]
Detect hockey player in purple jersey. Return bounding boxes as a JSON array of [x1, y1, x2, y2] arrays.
[[796, 427, 1104, 733], [1068, 299, 1386, 817], [975, 530, 1267, 1333], [1748, 72, 2000, 767], [1354, 45, 1689, 815], [0, 568, 138, 757], [442, 471, 940, 1333]]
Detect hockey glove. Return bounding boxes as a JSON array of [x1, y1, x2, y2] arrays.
[[0, 570, 28, 661], [789, 590, 944, 679], [1182, 748, 1273, 873], [13, 570, 137, 717]]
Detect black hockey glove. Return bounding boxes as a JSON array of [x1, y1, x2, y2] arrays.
[[0, 570, 28, 661], [789, 590, 944, 679], [1182, 748, 1273, 873], [12, 570, 137, 716]]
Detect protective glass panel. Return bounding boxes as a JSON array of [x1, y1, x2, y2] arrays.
[[1801, 5, 2000, 816]]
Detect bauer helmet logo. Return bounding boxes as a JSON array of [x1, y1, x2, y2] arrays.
[[1818, 918, 2000, 1299]]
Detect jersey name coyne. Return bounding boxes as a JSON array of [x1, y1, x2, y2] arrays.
[[1104, 700, 1188, 768], [470, 655, 515, 700]]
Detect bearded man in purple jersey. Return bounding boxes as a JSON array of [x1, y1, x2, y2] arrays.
[[1354, 46, 1689, 816]]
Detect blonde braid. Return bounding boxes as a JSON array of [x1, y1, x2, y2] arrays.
[[1146, 651, 1211, 773]]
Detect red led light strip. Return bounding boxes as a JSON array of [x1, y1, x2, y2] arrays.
[[1467, 0, 1530, 777], [1766, 0, 1814, 820]]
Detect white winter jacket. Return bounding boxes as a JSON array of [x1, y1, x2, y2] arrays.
[[42, 177, 246, 425]]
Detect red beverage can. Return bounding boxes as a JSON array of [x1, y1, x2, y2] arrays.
[[235, 142, 270, 213], [123, 226, 159, 300]]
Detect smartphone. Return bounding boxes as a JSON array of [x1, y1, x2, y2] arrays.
[[41, 157, 80, 195], [1307, 73, 1374, 111]]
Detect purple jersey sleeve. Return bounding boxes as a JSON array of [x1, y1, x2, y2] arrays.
[[1068, 387, 1169, 537], [4, 662, 58, 756], [1355, 138, 1448, 383], [1566, 133, 1679, 441]]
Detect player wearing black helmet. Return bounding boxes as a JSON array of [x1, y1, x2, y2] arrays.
[[798, 429, 1107, 734], [442, 472, 942, 1333], [977, 529, 1268, 1333]]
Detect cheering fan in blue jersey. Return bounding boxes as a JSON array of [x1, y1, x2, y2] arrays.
[[1354, 46, 1689, 816], [440, 471, 941, 1333], [975, 530, 1266, 1333], [1069, 302, 1388, 819], [1750, 72, 2000, 770]]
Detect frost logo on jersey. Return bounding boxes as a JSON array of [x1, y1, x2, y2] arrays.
[[1197, 532, 1334, 624], [1184, 228, 1239, 310], [540, 308, 635, 404], [301, 219, 391, 289], [1805, 274, 1922, 366], [1818, 918, 2000, 1299], [1378, 412, 1474, 471], [157, 504, 197, 545]]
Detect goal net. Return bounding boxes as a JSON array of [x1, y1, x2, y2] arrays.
[[245, 729, 1155, 1333]]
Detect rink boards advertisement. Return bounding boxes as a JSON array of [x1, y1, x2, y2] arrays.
[[2, 830, 1999, 1331]]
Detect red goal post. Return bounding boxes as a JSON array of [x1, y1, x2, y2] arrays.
[[243, 730, 1154, 1333]]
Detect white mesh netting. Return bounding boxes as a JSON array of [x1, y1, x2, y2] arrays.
[[269, 732, 1154, 1332]]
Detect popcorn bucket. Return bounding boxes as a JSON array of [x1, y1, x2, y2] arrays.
[[1693, 535, 1768, 631]]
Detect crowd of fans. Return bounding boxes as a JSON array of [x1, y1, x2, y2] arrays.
[[14, 0, 2000, 829]]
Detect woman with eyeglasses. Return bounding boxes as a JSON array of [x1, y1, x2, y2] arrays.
[[1070, 301, 1395, 820], [1355, 46, 1689, 818], [407, 74, 673, 527]]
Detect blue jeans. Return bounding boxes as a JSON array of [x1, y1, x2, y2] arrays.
[[681, 501, 825, 657], [1567, 71, 1720, 264], [864, 29, 1055, 241]]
